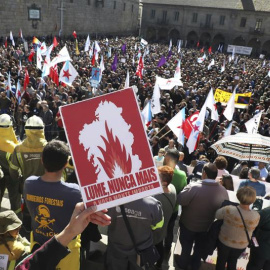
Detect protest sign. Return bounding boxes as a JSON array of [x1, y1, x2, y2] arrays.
[[214, 88, 252, 109], [90, 67, 101, 88], [0, 254, 8, 270], [60, 88, 163, 211]]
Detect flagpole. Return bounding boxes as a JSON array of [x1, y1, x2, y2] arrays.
[[153, 125, 167, 137], [159, 130, 171, 140]]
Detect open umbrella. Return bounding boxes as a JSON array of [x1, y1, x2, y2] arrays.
[[211, 132, 270, 163]]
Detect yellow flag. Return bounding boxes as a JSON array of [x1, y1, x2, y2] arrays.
[[75, 39, 79, 55]]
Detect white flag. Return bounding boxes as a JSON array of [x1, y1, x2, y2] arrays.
[[140, 38, 148, 46], [174, 60, 181, 79], [157, 77, 183, 90], [151, 78, 161, 115], [94, 41, 101, 61], [177, 40, 181, 53], [197, 54, 206, 63], [221, 60, 226, 73], [59, 61, 78, 86], [100, 55, 105, 74], [245, 111, 263, 134], [266, 70, 270, 78], [167, 108, 185, 146], [232, 46, 235, 60], [84, 35, 90, 52], [134, 43, 137, 51], [141, 101, 152, 127], [42, 45, 53, 77], [223, 90, 236, 121], [124, 70, 130, 88], [224, 122, 233, 137], [208, 59, 215, 70], [205, 88, 219, 121], [10, 31, 15, 46], [187, 103, 207, 153], [40, 42, 47, 55], [50, 46, 72, 67], [168, 39, 172, 51], [262, 60, 266, 67], [36, 46, 42, 70]]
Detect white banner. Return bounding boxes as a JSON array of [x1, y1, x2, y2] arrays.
[[227, 45, 252, 56]]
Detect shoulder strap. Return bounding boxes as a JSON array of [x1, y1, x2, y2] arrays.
[[120, 205, 139, 254], [162, 193, 174, 211], [235, 206, 251, 244]]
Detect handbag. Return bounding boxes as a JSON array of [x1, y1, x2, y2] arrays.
[[235, 206, 258, 248], [120, 205, 160, 268]]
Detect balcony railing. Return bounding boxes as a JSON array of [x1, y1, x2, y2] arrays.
[[249, 27, 265, 35]]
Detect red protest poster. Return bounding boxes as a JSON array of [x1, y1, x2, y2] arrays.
[[60, 88, 163, 210]]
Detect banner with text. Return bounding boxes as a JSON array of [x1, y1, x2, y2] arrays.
[[60, 88, 163, 211], [214, 89, 252, 109], [227, 45, 253, 55]]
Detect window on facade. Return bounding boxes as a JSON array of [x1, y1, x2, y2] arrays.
[[255, 19, 262, 31], [220, 15, 225, 25], [175, 11, 179, 21], [192, 13, 198, 23], [114, 1, 116, 9], [151, 9, 155, 19], [240, 17, 246, 27], [205, 14, 212, 26], [123, 3, 126, 11], [162, 10, 167, 22]]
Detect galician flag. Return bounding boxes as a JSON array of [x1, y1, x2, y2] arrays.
[[245, 111, 263, 134], [36, 46, 42, 70], [6, 72, 12, 96], [16, 80, 21, 103], [124, 70, 130, 88], [84, 35, 90, 52], [42, 44, 53, 77], [167, 108, 185, 146], [50, 46, 72, 67], [223, 89, 236, 121], [186, 103, 207, 153], [224, 122, 233, 137], [174, 60, 181, 79], [59, 61, 78, 86], [157, 77, 183, 90], [40, 42, 47, 55], [10, 31, 15, 46], [151, 78, 161, 115], [208, 59, 215, 70], [197, 54, 206, 63], [141, 101, 152, 127]]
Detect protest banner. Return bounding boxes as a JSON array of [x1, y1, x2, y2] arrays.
[[60, 88, 163, 211], [227, 45, 252, 56], [90, 67, 101, 88], [214, 89, 252, 109]]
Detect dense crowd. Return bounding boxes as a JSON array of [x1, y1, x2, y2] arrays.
[[0, 35, 270, 270]]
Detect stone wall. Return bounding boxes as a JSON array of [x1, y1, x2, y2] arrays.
[[141, 2, 270, 55], [0, 0, 139, 38]]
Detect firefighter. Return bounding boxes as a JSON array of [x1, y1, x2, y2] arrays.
[[0, 114, 20, 216], [9, 115, 47, 225]]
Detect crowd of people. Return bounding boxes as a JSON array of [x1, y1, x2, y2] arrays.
[[0, 35, 270, 270]]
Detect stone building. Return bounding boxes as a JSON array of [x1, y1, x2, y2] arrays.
[[141, 0, 270, 56], [0, 0, 139, 38]]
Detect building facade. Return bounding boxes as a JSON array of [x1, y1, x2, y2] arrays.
[[141, 0, 270, 56], [0, 0, 139, 38]]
